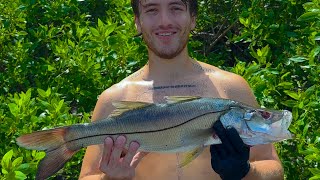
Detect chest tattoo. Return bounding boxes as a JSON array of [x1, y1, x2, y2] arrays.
[[150, 84, 197, 90]]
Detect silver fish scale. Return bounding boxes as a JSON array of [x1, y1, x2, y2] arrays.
[[86, 98, 235, 134]]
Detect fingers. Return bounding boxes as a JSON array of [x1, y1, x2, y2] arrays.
[[123, 141, 140, 165], [99, 136, 146, 179], [108, 136, 127, 165], [213, 121, 235, 154], [101, 137, 113, 165], [101, 136, 145, 168]]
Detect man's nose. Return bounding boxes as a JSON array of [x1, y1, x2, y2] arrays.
[[159, 10, 172, 28]]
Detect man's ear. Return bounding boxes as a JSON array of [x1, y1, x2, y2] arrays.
[[135, 16, 142, 34], [191, 15, 196, 30]]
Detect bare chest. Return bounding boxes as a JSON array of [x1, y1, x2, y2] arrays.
[[122, 78, 228, 103], [134, 147, 221, 180]]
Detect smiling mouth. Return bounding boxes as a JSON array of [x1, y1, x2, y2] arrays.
[[155, 32, 177, 37]]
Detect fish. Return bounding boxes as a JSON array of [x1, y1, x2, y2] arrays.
[[16, 96, 293, 180]]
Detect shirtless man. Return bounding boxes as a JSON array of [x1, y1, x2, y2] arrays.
[[79, 0, 284, 179]]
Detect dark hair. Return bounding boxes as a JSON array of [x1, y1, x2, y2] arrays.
[[131, 0, 198, 17]]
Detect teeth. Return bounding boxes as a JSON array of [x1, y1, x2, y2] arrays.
[[159, 33, 173, 36]]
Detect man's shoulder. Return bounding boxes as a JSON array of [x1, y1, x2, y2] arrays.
[[99, 68, 146, 101], [197, 61, 257, 106], [197, 61, 245, 83]]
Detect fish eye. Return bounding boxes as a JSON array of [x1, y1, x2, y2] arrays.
[[258, 110, 271, 119], [244, 110, 255, 120]]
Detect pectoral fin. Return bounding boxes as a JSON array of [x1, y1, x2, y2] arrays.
[[178, 146, 205, 168]]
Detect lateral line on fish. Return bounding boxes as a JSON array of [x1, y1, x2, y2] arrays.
[[46, 109, 228, 153]]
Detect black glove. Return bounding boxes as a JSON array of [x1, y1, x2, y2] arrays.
[[210, 120, 251, 180]]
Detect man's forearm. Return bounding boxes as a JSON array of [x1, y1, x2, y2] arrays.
[[243, 160, 284, 180]]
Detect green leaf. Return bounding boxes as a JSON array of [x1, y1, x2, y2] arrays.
[[14, 171, 27, 180], [281, 100, 297, 107], [309, 168, 320, 175], [119, 12, 130, 23], [68, 39, 75, 48], [239, 17, 249, 27], [277, 82, 293, 89], [289, 56, 308, 63], [90, 27, 100, 37], [34, 152, 45, 160], [298, 12, 320, 21], [303, 2, 316, 10], [8, 103, 19, 117], [243, 64, 260, 78], [26, 89, 32, 100], [1, 150, 13, 170], [310, 175, 320, 180], [260, 45, 270, 57], [98, 18, 104, 28], [76, 27, 86, 38], [284, 90, 300, 100], [105, 24, 117, 37], [2, 168, 8, 174], [292, 107, 299, 120], [12, 157, 23, 168], [302, 123, 310, 137], [47, 65, 55, 71], [17, 163, 30, 171], [37, 88, 47, 98], [56, 99, 64, 112], [304, 85, 316, 99], [46, 88, 51, 97], [310, 46, 320, 58]]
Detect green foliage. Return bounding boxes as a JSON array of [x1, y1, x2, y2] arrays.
[[224, 0, 320, 179], [0, 0, 319, 179]]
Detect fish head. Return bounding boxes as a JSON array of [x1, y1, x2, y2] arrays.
[[219, 106, 293, 146]]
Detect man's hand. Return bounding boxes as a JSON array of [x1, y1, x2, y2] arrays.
[[99, 136, 148, 180], [210, 121, 251, 180]]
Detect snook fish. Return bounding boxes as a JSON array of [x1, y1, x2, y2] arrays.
[[16, 96, 293, 179]]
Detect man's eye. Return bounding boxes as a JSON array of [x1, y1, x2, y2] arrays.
[[172, 7, 184, 11], [146, 9, 157, 13]]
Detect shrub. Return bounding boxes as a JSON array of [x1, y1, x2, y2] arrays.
[[0, 0, 319, 179]]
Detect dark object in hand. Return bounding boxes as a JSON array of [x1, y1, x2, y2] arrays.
[[210, 121, 251, 180]]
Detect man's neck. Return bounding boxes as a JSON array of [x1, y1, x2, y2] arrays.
[[143, 48, 196, 83]]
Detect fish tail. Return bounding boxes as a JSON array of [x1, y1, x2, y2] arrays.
[[36, 144, 77, 180], [17, 127, 80, 179], [16, 127, 68, 151]]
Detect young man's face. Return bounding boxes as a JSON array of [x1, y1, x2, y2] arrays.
[[135, 0, 196, 59]]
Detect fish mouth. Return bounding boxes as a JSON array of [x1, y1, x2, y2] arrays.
[[280, 110, 292, 129], [241, 110, 293, 145], [269, 110, 292, 125], [268, 110, 292, 138], [246, 110, 293, 137]]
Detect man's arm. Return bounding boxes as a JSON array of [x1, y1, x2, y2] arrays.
[[79, 89, 114, 179], [245, 144, 283, 180], [223, 73, 284, 179], [79, 87, 148, 180]]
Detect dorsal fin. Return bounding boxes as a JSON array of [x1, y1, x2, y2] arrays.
[[164, 96, 201, 104], [110, 101, 152, 117]]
